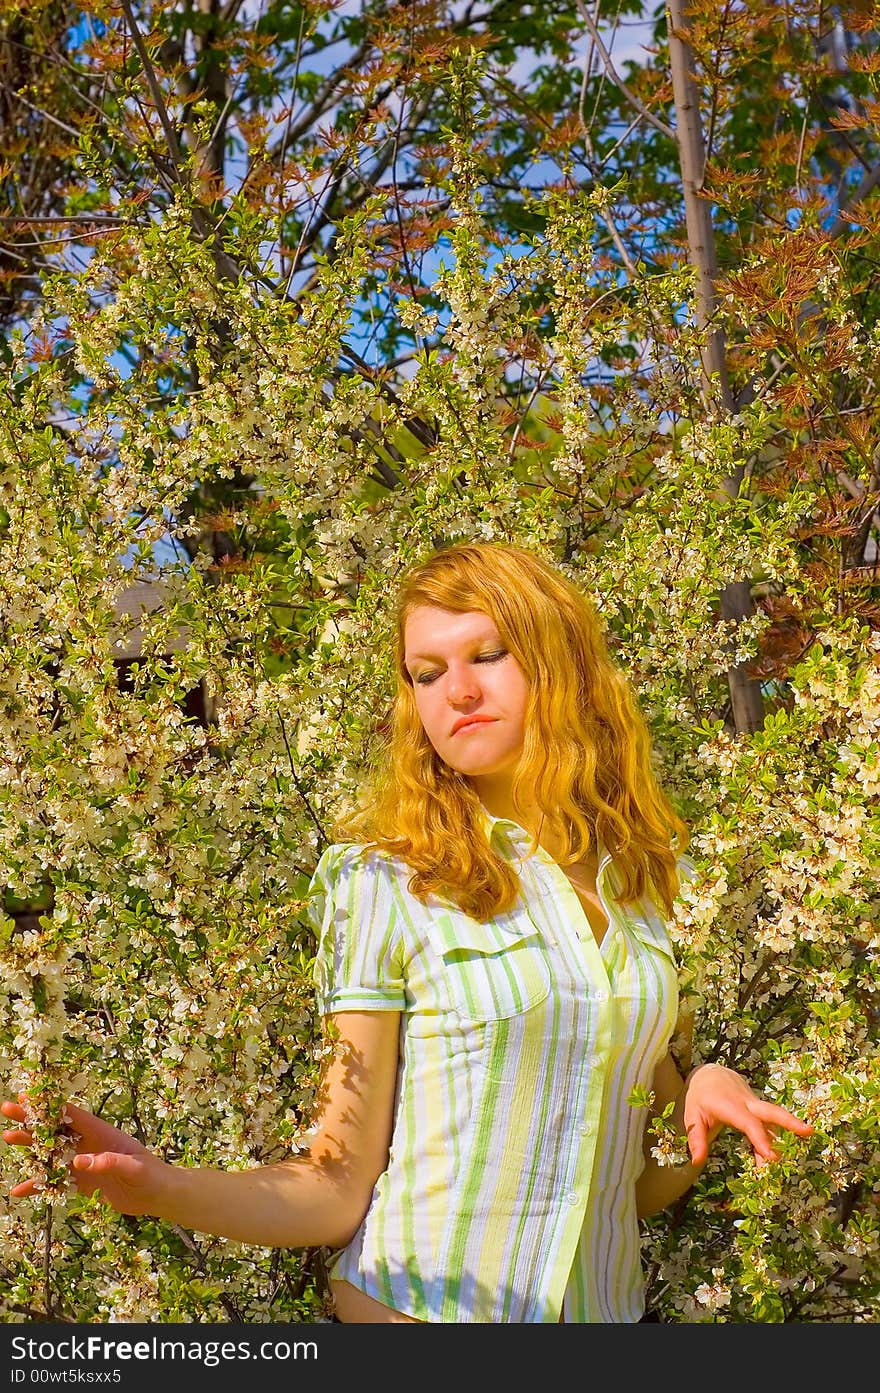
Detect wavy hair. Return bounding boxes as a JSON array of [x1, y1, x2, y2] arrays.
[[335, 541, 690, 922]]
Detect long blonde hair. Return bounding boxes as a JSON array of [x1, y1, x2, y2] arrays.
[[335, 542, 690, 922]]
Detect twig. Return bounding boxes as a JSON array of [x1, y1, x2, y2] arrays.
[[278, 715, 328, 847], [828, 159, 880, 238]]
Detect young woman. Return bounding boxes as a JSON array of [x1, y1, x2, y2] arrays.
[[2, 541, 813, 1323]]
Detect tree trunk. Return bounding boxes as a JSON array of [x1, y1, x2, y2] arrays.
[[666, 0, 765, 735]]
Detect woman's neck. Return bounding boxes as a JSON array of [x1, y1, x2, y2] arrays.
[[473, 781, 596, 869], [473, 776, 535, 833]]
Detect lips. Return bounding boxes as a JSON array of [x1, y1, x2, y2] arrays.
[[451, 716, 497, 736]]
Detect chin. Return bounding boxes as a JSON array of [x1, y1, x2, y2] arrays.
[[442, 751, 517, 778]]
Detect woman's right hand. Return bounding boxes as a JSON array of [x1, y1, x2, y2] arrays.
[[1, 1095, 170, 1217]]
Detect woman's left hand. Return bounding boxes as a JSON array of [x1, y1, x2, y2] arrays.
[[683, 1063, 813, 1168]]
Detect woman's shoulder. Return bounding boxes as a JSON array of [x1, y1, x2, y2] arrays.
[[675, 852, 698, 889], [305, 841, 412, 936], [309, 840, 408, 890]]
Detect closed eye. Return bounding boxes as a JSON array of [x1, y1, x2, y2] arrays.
[[413, 649, 508, 685]]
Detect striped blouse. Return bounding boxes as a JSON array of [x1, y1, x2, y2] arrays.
[[307, 807, 683, 1323]]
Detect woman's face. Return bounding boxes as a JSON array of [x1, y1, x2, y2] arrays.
[[402, 605, 530, 783]]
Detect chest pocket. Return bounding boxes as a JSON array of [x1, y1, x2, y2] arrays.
[[431, 910, 551, 1023]]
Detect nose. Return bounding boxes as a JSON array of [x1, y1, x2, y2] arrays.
[[446, 662, 480, 704]]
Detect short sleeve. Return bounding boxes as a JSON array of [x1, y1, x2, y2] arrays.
[[306, 843, 406, 1015]]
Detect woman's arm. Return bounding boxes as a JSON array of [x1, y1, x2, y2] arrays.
[[635, 1052, 704, 1219], [2, 1009, 401, 1251], [635, 1052, 814, 1220]]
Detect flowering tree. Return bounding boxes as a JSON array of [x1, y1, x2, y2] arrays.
[[0, 1, 878, 1322]]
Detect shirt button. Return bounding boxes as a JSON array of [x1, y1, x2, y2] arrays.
[[579, 1123, 591, 1137], [567, 1191, 580, 1206]]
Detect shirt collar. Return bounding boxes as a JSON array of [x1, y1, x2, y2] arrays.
[[478, 802, 613, 877]]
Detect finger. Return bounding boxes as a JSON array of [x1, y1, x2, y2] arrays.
[[72, 1153, 100, 1174], [747, 1100, 814, 1136], [9, 1170, 99, 1201], [62, 1103, 124, 1146], [740, 1120, 780, 1162], [686, 1118, 709, 1167], [1, 1128, 33, 1146], [72, 1151, 134, 1178], [1, 1102, 26, 1123], [61, 1103, 97, 1128], [9, 1179, 41, 1198]]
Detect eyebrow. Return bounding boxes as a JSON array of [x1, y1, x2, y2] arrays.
[[405, 634, 503, 662]]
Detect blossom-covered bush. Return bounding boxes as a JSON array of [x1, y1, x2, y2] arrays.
[[0, 41, 878, 1322]]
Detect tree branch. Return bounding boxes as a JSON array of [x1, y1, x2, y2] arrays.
[[574, 0, 675, 141], [117, 0, 185, 175]]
